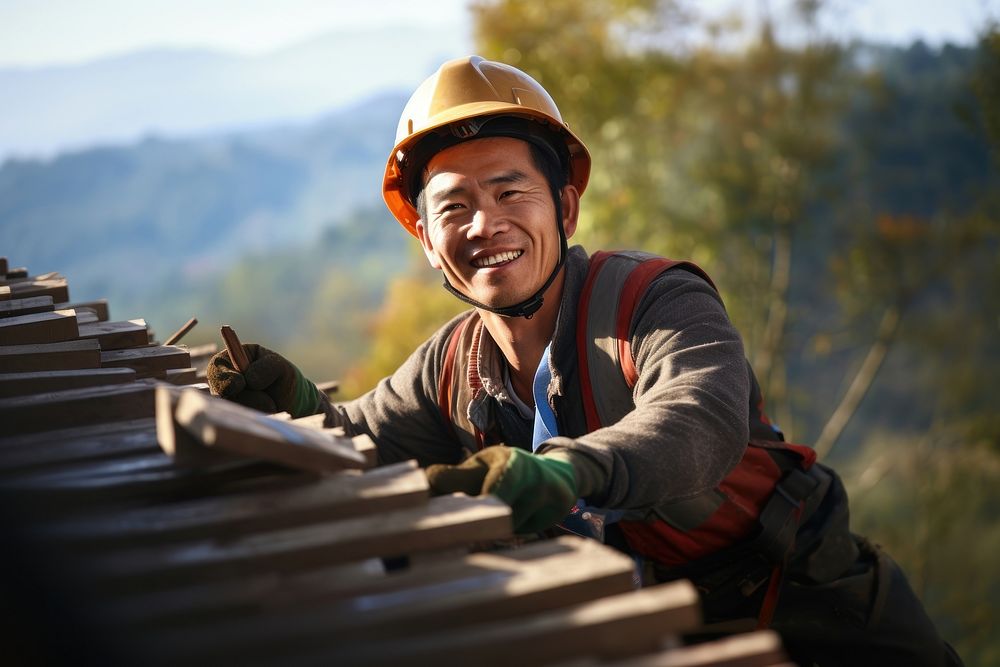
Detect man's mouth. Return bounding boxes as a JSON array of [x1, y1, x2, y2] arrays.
[[472, 250, 523, 268]]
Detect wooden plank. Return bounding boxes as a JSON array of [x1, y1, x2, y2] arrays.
[[7, 278, 69, 303], [56, 299, 110, 322], [0, 285, 9, 301], [135, 537, 639, 660], [0, 271, 62, 285], [0, 256, 7, 276], [0, 418, 158, 473], [0, 380, 157, 435], [220, 325, 250, 372], [171, 389, 367, 473], [42, 460, 428, 549], [322, 581, 701, 667], [1, 454, 292, 510], [0, 308, 78, 345], [100, 345, 191, 378], [96, 559, 387, 630], [78, 319, 150, 350], [88, 494, 512, 592], [0, 295, 53, 318], [155, 384, 247, 468], [0, 339, 101, 372], [0, 367, 136, 398], [610, 630, 787, 667], [163, 367, 198, 384], [288, 415, 378, 467]]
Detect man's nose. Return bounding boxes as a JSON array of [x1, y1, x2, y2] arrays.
[[467, 201, 508, 238]]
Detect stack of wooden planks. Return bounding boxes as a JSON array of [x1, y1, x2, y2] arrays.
[[0, 257, 792, 666]]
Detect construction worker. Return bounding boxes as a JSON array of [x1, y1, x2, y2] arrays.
[[208, 56, 961, 666]]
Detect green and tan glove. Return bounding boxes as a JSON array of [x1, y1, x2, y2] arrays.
[[207, 344, 322, 418], [425, 446, 583, 534]]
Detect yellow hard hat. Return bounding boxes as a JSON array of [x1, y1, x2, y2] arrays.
[[383, 55, 591, 237]]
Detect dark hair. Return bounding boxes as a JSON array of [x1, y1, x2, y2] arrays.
[[414, 136, 568, 224]]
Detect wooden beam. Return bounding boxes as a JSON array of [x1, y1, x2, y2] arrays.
[[0, 418, 159, 473], [4, 267, 28, 279], [0, 295, 54, 318], [0, 286, 10, 301], [288, 415, 378, 467], [612, 630, 787, 667], [163, 367, 198, 384], [133, 537, 639, 660], [90, 494, 512, 592], [42, 460, 428, 549], [171, 389, 367, 473], [78, 319, 150, 350], [0, 367, 136, 398], [0, 339, 101, 373], [0, 380, 157, 435], [318, 581, 701, 666], [100, 345, 191, 378], [7, 278, 69, 303], [0, 308, 79, 345], [55, 299, 110, 322], [155, 384, 243, 468], [0, 257, 7, 276]]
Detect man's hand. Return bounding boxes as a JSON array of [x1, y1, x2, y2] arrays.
[[425, 446, 578, 533], [207, 344, 322, 418]]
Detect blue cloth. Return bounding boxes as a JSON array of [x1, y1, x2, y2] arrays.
[[530, 343, 624, 541], [530, 344, 559, 451]]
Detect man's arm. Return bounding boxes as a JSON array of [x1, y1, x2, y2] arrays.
[[540, 268, 750, 512], [318, 312, 470, 468]]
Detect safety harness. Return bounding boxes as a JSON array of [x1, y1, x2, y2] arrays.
[[438, 250, 824, 626]]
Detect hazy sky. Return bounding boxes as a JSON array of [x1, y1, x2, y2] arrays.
[[0, 0, 996, 68]]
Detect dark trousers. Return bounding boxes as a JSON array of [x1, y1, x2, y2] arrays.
[[769, 535, 962, 667], [651, 464, 963, 667]]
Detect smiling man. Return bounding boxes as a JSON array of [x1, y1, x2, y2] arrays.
[[208, 56, 961, 666]]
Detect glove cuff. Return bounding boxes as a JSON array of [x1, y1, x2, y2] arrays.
[[290, 365, 323, 418], [542, 448, 607, 500]]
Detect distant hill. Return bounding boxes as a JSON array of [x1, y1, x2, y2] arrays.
[[0, 91, 409, 323], [0, 25, 470, 159]]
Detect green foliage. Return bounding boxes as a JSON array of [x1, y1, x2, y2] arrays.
[[339, 266, 468, 399], [844, 434, 1000, 666]]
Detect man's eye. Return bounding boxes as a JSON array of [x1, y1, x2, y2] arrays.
[[499, 190, 519, 199], [439, 203, 464, 212]]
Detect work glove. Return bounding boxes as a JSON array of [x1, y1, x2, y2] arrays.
[[207, 344, 322, 418], [425, 446, 579, 534]]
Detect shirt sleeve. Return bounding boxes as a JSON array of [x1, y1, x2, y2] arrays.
[[318, 312, 469, 468], [539, 268, 750, 511]]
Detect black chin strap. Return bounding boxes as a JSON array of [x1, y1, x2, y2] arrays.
[[442, 201, 568, 319]]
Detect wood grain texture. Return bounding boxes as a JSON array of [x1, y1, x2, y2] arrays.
[[100, 345, 191, 378], [0, 380, 157, 435], [0, 339, 101, 373], [90, 494, 511, 592], [0, 308, 79, 345], [220, 325, 250, 372], [0, 295, 54, 318], [0, 367, 136, 398], [43, 460, 428, 548], [172, 389, 367, 473], [78, 319, 150, 350], [7, 278, 69, 303], [55, 299, 110, 322]]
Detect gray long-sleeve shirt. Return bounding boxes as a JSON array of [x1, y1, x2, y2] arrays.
[[321, 245, 750, 513]]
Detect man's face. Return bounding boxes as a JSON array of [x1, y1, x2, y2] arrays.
[[415, 136, 578, 310]]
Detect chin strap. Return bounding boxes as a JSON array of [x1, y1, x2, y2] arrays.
[[442, 201, 568, 319]]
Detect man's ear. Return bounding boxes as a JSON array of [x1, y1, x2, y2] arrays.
[[560, 185, 581, 239], [415, 220, 443, 270]]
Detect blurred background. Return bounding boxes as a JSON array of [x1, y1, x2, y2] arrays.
[[2, 0, 998, 661]]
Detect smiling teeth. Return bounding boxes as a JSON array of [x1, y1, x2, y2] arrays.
[[474, 250, 523, 267]]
